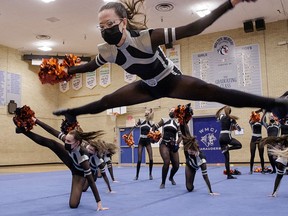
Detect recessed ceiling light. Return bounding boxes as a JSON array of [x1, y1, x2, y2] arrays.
[[196, 9, 211, 17], [155, 3, 174, 12], [38, 46, 52, 51], [41, 0, 55, 3], [36, 34, 51, 40]]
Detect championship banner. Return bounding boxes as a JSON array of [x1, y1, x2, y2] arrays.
[[72, 73, 83, 90], [86, 71, 97, 89], [166, 44, 181, 70], [99, 63, 111, 88], [192, 36, 262, 109], [0, 71, 7, 106], [124, 71, 136, 83], [6, 72, 21, 107], [59, 81, 69, 93]]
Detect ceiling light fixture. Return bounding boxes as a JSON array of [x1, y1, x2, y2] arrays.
[[155, 2, 174, 12], [41, 0, 55, 3], [38, 46, 52, 51], [195, 9, 211, 17], [36, 34, 51, 40]]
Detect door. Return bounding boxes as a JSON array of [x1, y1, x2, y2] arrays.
[[119, 127, 145, 164]]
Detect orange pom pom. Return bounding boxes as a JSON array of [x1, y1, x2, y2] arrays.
[[13, 105, 36, 131], [122, 133, 134, 147], [147, 130, 162, 142], [38, 54, 81, 85]]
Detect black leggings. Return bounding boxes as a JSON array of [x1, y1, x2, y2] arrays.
[[250, 136, 265, 172], [220, 135, 242, 175], [159, 143, 179, 185], [136, 139, 153, 178], [65, 74, 277, 116], [22, 131, 87, 208]]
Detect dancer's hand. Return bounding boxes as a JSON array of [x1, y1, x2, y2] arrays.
[[230, 0, 257, 7], [97, 201, 109, 211], [268, 193, 277, 197], [209, 192, 220, 196]]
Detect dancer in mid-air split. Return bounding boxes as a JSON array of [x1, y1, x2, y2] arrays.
[[53, 0, 288, 122]]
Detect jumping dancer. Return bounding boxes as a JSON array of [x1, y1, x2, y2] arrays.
[[153, 108, 182, 189], [249, 110, 265, 174], [53, 0, 288, 123], [13, 115, 108, 211], [262, 112, 281, 174], [216, 106, 242, 179], [129, 108, 154, 180]]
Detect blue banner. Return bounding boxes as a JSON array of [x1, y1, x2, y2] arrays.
[[192, 116, 224, 163]]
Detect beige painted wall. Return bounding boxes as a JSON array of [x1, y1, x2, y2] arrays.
[[1, 20, 287, 166]]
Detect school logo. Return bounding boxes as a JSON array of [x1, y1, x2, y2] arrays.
[[214, 36, 234, 56], [201, 133, 217, 147], [198, 127, 218, 148], [218, 45, 229, 55]]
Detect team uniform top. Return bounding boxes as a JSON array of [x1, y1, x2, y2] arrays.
[[161, 118, 181, 142], [187, 151, 207, 170], [58, 132, 90, 176], [95, 29, 181, 86], [262, 120, 280, 137], [249, 121, 262, 137], [218, 114, 239, 132], [136, 119, 154, 138], [280, 117, 288, 135], [89, 153, 105, 174]]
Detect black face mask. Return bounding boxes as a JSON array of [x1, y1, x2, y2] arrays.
[[101, 24, 123, 45], [64, 143, 72, 151]]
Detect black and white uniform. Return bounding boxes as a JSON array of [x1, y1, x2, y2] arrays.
[[250, 121, 262, 143], [217, 114, 241, 149], [135, 119, 154, 146], [263, 122, 280, 137], [280, 117, 288, 135], [160, 118, 181, 151], [187, 151, 207, 171], [89, 153, 105, 175], [58, 132, 91, 177], [103, 152, 112, 163], [95, 29, 181, 98]]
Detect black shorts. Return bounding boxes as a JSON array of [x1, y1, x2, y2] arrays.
[[139, 137, 151, 147], [140, 68, 182, 99]]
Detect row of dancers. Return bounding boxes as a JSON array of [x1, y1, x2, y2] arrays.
[[13, 0, 288, 212], [13, 101, 288, 212]]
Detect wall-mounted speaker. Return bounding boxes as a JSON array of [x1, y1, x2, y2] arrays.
[[243, 20, 254, 33], [8, 100, 17, 114], [255, 18, 266, 31]]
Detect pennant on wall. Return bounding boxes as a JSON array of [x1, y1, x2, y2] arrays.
[[72, 73, 83, 90], [99, 63, 111, 88], [124, 71, 136, 83], [59, 81, 69, 93], [86, 71, 97, 89]]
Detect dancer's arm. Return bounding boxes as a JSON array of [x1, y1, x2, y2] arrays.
[[34, 118, 64, 141], [81, 160, 109, 211], [153, 119, 164, 131], [150, 0, 256, 49], [68, 59, 100, 75], [200, 163, 219, 196]]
